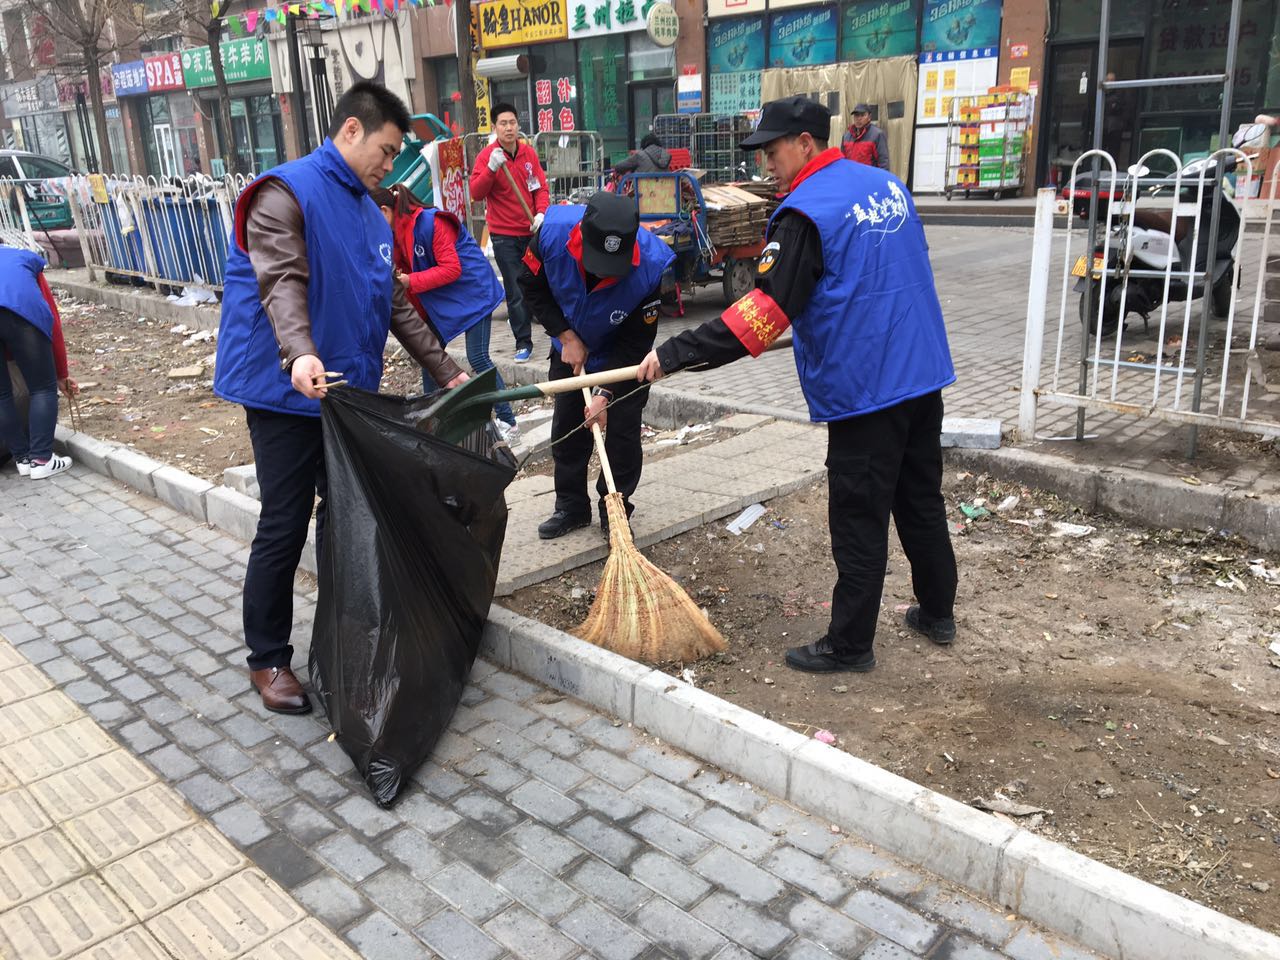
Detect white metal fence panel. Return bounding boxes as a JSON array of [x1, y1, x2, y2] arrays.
[[1020, 148, 1280, 448], [0, 178, 39, 252]]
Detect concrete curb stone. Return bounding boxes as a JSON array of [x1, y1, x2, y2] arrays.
[[105, 447, 165, 499], [205, 486, 261, 544], [480, 604, 1280, 960], [153, 467, 215, 523]]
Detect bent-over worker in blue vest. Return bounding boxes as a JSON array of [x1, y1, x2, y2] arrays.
[[637, 96, 959, 674], [214, 82, 467, 716], [519, 193, 674, 540]]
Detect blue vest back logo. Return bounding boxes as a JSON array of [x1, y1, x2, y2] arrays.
[[844, 181, 910, 244], [414, 243, 426, 258], [379, 243, 393, 264]]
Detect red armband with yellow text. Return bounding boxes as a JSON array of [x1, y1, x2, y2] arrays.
[[721, 288, 790, 357]]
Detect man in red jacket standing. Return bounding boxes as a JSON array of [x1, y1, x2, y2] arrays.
[[470, 103, 550, 363]]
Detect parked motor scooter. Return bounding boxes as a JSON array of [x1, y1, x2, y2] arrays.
[[1067, 152, 1242, 336]]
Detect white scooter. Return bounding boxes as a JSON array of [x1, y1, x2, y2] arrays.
[[1070, 150, 1243, 335]]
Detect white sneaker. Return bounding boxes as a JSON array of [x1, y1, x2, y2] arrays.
[[29, 454, 72, 480], [495, 421, 522, 446], [15, 458, 30, 477]]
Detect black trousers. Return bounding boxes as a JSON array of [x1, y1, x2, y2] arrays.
[[242, 408, 327, 671], [825, 391, 957, 656], [548, 351, 649, 520]]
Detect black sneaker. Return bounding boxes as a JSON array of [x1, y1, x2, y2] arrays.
[[538, 510, 592, 540], [905, 605, 956, 646], [784, 637, 876, 674]]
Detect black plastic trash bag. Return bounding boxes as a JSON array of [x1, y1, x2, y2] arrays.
[[310, 385, 517, 807]]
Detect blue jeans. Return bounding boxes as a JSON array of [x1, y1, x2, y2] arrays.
[[491, 233, 532, 352], [421, 316, 516, 426], [0, 307, 58, 462]]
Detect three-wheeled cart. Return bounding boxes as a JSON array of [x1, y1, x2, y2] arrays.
[[617, 170, 769, 307]]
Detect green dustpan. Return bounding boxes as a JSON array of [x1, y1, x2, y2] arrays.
[[424, 364, 642, 445]]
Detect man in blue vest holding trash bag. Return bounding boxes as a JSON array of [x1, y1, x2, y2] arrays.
[[519, 192, 675, 540], [637, 96, 959, 674], [215, 81, 466, 715]]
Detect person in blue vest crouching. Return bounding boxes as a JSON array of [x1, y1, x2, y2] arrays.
[[369, 183, 520, 444], [519, 192, 674, 540], [214, 81, 467, 715], [636, 96, 959, 674]]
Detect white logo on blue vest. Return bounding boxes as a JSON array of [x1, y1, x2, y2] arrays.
[[414, 243, 426, 258], [845, 182, 909, 245], [379, 243, 393, 264], [609, 309, 628, 325]]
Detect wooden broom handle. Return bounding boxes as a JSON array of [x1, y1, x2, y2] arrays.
[[582, 386, 618, 495], [537, 366, 642, 395], [501, 159, 538, 227]]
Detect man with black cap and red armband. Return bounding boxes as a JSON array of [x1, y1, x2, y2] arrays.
[[636, 96, 958, 675], [520, 192, 674, 540]]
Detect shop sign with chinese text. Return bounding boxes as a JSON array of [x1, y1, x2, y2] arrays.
[[144, 53, 185, 92], [182, 39, 272, 89], [478, 0, 568, 49], [646, 2, 679, 46], [568, 0, 657, 39], [111, 61, 149, 98]]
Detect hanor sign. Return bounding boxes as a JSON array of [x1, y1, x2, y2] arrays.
[[478, 0, 567, 49]]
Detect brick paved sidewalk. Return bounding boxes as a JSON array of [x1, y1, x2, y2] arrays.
[[0, 465, 1100, 960]]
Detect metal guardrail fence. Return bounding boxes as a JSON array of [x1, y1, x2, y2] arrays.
[[533, 130, 605, 204], [1019, 149, 1280, 450], [4, 174, 249, 294], [66, 175, 247, 293], [0, 178, 40, 252]]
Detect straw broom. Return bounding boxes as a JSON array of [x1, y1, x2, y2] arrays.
[[573, 387, 726, 663]]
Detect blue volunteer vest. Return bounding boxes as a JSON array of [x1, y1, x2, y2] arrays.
[[407, 208, 503, 345], [214, 140, 395, 417], [775, 156, 955, 421], [538, 205, 674, 373], [0, 248, 54, 339]]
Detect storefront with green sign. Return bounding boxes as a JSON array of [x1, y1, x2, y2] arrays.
[[182, 38, 283, 175]]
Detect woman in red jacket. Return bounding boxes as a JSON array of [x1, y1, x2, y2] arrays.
[[370, 185, 519, 440], [0, 246, 79, 479]]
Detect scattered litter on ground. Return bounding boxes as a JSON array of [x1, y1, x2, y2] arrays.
[[972, 795, 1049, 817], [726, 503, 767, 535], [960, 502, 990, 520], [814, 729, 837, 744], [995, 495, 1021, 513], [1050, 521, 1096, 538]]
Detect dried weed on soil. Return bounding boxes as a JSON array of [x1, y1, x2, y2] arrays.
[[504, 473, 1280, 932]]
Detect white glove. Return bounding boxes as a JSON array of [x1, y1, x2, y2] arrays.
[[532, 212, 544, 231], [488, 149, 508, 172]]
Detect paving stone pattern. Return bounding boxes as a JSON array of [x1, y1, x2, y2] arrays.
[[0, 468, 1099, 960]]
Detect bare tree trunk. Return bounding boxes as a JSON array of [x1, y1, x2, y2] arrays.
[[208, 21, 239, 176], [454, 0, 476, 132], [84, 49, 114, 175]]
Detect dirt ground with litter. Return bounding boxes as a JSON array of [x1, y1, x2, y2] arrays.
[[50, 295, 725, 481], [504, 473, 1280, 933], [52, 295, 523, 483]]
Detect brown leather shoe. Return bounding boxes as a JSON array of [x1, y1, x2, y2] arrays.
[[249, 667, 312, 715]]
